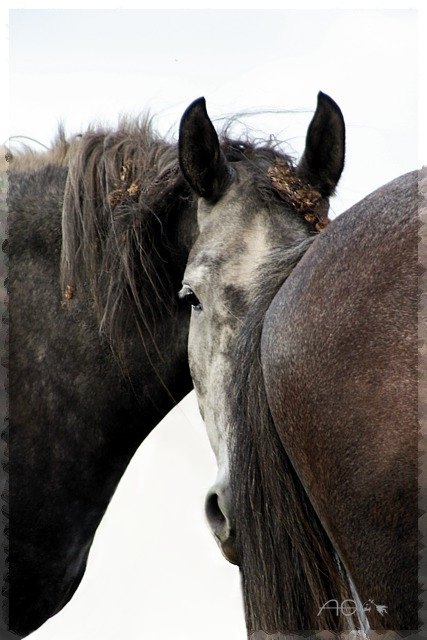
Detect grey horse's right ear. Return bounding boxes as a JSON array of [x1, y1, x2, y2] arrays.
[[179, 97, 232, 201], [297, 92, 345, 197]]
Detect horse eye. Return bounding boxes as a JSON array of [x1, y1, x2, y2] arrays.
[[178, 285, 203, 311]]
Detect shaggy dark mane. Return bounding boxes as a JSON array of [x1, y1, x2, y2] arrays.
[[60, 118, 195, 355], [229, 240, 354, 634]]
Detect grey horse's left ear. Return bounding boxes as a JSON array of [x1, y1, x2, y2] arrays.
[[297, 92, 345, 197], [179, 97, 232, 201]]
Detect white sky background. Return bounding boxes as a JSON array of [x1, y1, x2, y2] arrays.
[[1, 5, 425, 640]]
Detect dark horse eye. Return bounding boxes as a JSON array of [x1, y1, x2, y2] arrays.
[[179, 284, 203, 311]]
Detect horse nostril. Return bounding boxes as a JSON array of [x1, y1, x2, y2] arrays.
[[205, 489, 239, 565], [205, 491, 227, 534]]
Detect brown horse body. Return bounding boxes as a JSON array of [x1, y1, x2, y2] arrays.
[[261, 169, 420, 631]]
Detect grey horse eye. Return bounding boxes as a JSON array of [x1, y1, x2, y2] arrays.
[[178, 285, 203, 311]]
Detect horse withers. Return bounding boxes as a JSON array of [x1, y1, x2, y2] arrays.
[[178, 92, 419, 634]]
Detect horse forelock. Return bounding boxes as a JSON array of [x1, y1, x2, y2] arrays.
[[60, 118, 195, 356], [229, 249, 354, 634]]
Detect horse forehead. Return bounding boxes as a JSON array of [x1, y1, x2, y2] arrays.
[[187, 212, 272, 291]]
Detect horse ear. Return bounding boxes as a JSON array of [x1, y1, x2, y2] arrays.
[[179, 97, 231, 201], [297, 92, 345, 197]]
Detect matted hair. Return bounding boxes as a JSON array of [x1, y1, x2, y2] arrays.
[[60, 117, 193, 354]]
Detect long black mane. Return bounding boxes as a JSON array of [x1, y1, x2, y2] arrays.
[[229, 243, 355, 634]]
